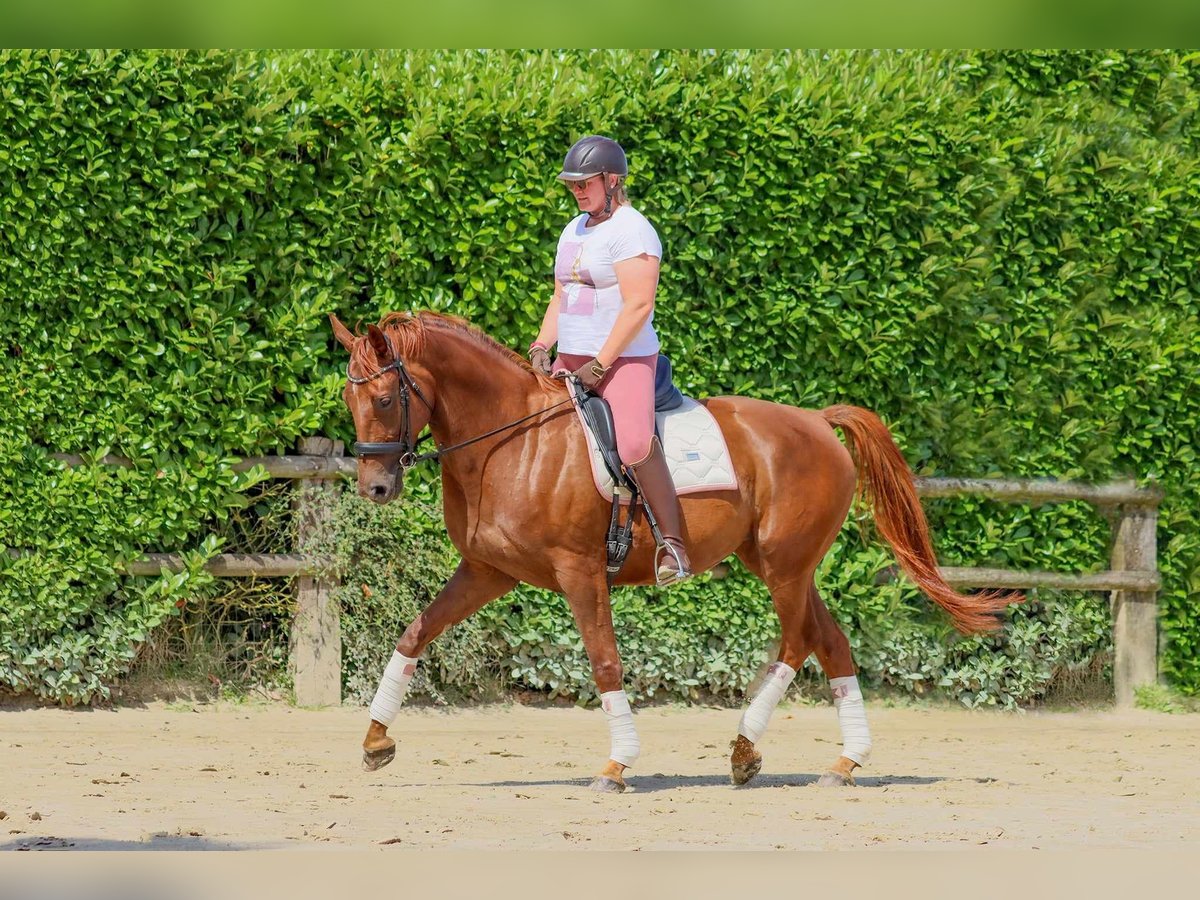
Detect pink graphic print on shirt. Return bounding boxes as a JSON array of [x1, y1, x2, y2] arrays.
[[555, 241, 595, 316]]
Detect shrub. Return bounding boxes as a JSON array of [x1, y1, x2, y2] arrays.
[[3, 50, 1196, 704]]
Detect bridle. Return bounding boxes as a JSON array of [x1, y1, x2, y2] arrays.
[[347, 333, 574, 472], [347, 333, 434, 469]]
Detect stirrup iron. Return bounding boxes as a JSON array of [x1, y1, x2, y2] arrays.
[[654, 540, 693, 587]]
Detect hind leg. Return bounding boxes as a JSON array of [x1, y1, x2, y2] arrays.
[[809, 586, 872, 786], [728, 550, 820, 786], [726, 422, 858, 786]]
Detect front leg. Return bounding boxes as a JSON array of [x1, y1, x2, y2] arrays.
[[562, 572, 638, 793], [362, 558, 516, 771]]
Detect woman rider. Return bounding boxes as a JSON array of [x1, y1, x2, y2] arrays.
[[528, 135, 692, 585]]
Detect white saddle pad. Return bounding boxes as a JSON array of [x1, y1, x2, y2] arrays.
[[573, 395, 739, 502]]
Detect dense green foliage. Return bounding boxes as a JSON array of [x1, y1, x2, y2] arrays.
[[2, 50, 1196, 704]]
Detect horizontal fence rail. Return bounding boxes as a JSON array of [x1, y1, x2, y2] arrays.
[[52, 452, 359, 480], [936, 567, 1159, 592], [234, 455, 359, 480], [123, 553, 315, 578], [49, 448, 1163, 707], [913, 476, 1163, 507], [118, 557, 1161, 594]]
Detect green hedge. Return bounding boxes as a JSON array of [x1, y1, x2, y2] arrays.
[[2, 50, 1197, 704]]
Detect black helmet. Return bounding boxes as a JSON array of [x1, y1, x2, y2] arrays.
[[556, 135, 628, 181]]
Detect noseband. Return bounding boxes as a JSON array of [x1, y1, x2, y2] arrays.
[[346, 334, 433, 468]]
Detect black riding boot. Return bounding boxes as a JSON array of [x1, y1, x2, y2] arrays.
[[628, 437, 693, 585]]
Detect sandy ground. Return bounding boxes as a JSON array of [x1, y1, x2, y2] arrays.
[[1, 702, 1198, 851]]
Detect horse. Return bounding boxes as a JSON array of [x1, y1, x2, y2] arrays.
[[331, 310, 1020, 792]]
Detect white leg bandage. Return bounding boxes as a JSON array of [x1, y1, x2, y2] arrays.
[[830, 675, 872, 765], [368, 650, 420, 727], [601, 690, 641, 768], [737, 661, 797, 743]]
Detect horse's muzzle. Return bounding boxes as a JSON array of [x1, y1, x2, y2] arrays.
[[361, 475, 402, 504]]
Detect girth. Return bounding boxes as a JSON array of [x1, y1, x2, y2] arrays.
[[565, 378, 637, 584]]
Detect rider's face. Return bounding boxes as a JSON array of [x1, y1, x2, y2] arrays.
[[565, 175, 605, 211]]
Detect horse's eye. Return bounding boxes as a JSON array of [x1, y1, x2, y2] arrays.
[[379, 396, 392, 408]]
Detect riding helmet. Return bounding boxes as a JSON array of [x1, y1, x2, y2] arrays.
[[556, 135, 628, 181]]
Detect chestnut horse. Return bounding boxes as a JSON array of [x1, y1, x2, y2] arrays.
[[331, 311, 1019, 791]]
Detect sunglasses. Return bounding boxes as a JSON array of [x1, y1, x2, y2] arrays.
[[564, 176, 600, 192]]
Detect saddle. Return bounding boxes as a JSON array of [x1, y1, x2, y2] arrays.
[[572, 352, 684, 491], [566, 354, 694, 585]]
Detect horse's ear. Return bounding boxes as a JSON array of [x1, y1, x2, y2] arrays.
[[366, 324, 391, 359], [329, 314, 356, 352]]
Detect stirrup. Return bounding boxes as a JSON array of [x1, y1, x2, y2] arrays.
[[654, 541, 693, 587]]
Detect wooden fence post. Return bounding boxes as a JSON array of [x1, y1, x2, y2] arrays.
[[290, 437, 344, 707], [1110, 503, 1160, 707]]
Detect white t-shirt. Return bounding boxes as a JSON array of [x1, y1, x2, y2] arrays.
[[554, 205, 662, 357]]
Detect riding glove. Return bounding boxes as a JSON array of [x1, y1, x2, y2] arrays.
[[572, 357, 610, 391], [529, 346, 553, 376]]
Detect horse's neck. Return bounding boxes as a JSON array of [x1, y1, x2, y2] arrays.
[[421, 328, 547, 454]]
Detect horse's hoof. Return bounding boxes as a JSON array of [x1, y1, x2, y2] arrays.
[[729, 735, 762, 786], [362, 742, 396, 772], [817, 770, 855, 787], [731, 754, 763, 786], [589, 775, 626, 794]]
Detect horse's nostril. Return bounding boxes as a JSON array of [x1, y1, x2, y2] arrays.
[[370, 484, 387, 498]]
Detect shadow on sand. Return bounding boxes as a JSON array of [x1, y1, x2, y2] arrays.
[[466, 772, 997, 792], [0, 834, 283, 851]]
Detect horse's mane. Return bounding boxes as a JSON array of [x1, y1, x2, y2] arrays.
[[348, 310, 538, 378]]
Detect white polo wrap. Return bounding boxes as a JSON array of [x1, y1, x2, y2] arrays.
[[830, 675, 872, 765], [369, 650, 420, 727], [601, 690, 641, 768], [737, 661, 797, 743]]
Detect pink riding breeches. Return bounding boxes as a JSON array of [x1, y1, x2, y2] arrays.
[[555, 353, 658, 465]]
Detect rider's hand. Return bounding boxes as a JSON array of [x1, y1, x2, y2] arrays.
[[528, 343, 553, 376], [572, 357, 610, 391]]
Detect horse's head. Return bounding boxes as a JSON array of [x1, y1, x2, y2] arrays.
[[331, 314, 435, 504]]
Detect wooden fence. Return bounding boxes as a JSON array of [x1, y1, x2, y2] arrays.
[[58, 446, 1164, 707], [61, 439, 351, 706]]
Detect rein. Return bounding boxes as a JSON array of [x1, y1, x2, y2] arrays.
[[404, 396, 574, 466], [348, 334, 573, 469]]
